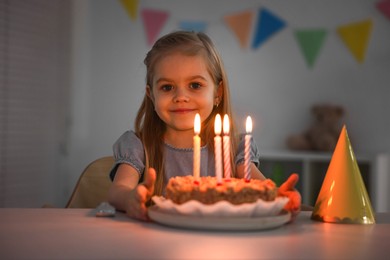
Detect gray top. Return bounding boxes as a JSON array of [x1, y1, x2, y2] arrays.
[[110, 130, 260, 186]]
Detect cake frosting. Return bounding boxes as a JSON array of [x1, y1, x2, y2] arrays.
[[165, 175, 277, 205]]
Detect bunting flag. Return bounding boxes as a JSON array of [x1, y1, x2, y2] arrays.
[[376, 0, 390, 21], [224, 10, 254, 49], [252, 8, 286, 49], [118, 1, 379, 65], [294, 29, 327, 68], [337, 19, 373, 63], [179, 21, 207, 32], [141, 9, 169, 46], [120, 0, 138, 21]]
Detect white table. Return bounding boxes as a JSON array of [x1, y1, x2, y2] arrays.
[[0, 208, 389, 259]]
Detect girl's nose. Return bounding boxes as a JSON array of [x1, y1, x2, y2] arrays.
[[173, 87, 189, 103]]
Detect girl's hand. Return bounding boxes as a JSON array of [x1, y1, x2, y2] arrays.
[[278, 173, 301, 219], [125, 168, 156, 221]]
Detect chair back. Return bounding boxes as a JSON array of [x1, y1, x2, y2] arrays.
[[66, 156, 115, 208]]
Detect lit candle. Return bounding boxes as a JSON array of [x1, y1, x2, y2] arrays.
[[223, 114, 231, 179], [244, 116, 252, 181], [214, 114, 223, 183], [193, 113, 201, 179]]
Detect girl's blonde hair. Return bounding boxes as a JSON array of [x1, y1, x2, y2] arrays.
[[135, 31, 238, 196]]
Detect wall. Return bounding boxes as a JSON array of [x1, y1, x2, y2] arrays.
[[67, 0, 390, 205]]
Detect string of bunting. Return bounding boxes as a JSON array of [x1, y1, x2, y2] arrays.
[[120, 0, 390, 68]]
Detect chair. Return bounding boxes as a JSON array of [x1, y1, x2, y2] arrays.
[[66, 156, 115, 208]]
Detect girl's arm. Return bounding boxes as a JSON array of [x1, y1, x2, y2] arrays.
[[236, 163, 301, 218], [235, 163, 266, 180], [107, 164, 156, 221]]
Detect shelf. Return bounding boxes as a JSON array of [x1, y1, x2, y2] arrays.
[[259, 150, 373, 206]]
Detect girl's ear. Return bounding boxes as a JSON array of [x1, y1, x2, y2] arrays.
[[215, 81, 223, 104]]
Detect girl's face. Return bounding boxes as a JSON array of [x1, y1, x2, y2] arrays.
[[148, 52, 220, 136]]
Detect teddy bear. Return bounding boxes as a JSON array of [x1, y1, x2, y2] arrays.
[[286, 104, 345, 152]]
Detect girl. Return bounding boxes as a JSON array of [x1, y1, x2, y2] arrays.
[[107, 31, 300, 221]]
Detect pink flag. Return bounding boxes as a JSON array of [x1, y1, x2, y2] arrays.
[[141, 9, 169, 46], [376, 0, 390, 21]]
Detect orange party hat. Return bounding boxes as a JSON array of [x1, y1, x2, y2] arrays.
[[311, 125, 375, 224]]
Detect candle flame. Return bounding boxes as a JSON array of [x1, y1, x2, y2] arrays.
[[223, 114, 230, 135], [246, 116, 252, 134], [214, 114, 221, 135], [194, 113, 201, 135]]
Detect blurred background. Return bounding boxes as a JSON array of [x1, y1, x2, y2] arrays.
[[1, 0, 389, 210]]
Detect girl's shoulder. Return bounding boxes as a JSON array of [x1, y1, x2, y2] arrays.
[[111, 130, 145, 180], [114, 130, 144, 151], [116, 130, 141, 143]]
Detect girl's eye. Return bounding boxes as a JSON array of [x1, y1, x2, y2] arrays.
[[161, 84, 173, 92], [190, 82, 202, 90]]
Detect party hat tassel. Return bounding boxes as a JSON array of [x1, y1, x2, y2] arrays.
[[311, 125, 375, 224]]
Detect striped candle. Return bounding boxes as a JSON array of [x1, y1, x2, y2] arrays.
[[223, 114, 231, 179], [214, 114, 222, 184]]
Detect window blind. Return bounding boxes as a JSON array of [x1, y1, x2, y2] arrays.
[[0, 0, 70, 207]]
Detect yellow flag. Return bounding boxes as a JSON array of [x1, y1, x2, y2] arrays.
[[337, 19, 373, 63], [120, 0, 138, 21]]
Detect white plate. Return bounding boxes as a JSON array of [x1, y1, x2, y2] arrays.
[[148, 205, 291, 231], [151, 196, 289, 218]]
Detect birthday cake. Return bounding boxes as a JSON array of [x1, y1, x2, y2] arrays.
[[165, 175, 277, 205]]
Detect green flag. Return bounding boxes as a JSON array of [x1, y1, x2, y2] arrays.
[[295, 29, 327, 68]]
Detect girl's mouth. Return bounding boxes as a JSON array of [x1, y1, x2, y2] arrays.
[[170, 108, 195, 113]]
